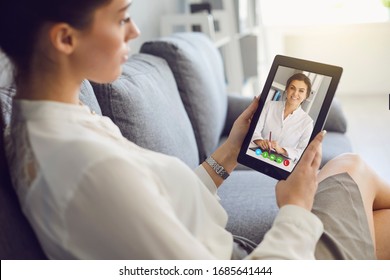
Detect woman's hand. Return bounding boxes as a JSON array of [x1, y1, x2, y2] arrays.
[[275, 131, 326, 211], [225, 96, 260, 157], [203, 96, 259, 187]]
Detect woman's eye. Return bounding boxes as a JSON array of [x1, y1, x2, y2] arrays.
[[120, 16, 131, 26]]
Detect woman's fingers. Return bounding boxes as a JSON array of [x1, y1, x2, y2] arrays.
[[275, 131, 326, 211], [240, 96, 259, 121], [298, 130, 326, 169]]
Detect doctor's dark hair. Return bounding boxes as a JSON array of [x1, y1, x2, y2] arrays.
[[286, 73, 312, 99], [0, 0, 112, 81]]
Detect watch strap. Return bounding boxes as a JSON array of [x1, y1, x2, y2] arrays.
[[205, 156, 230, 180]]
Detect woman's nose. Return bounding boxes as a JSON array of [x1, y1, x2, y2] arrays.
[[125, 19, 141, 43]]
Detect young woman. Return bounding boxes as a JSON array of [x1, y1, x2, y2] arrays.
[[0, 0, 389, 259], [252, 73, 313, 162]]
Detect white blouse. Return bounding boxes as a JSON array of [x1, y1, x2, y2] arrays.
[[252, 101, 314, 162], [5, 100, 323, 260]]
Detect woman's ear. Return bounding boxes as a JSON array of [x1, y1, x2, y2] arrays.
[[49, 23, 78, 55]]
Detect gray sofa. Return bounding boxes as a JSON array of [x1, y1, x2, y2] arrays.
[[0, 32, 352, 259]]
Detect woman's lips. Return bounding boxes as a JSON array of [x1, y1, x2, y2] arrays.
[[122, 54, 129, 63]]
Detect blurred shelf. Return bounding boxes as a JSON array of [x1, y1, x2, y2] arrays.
[[161, 0, 261, 95]]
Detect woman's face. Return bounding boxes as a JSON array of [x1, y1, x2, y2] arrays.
[[72, 0, 140, 83], [285, 79, 308, 107]]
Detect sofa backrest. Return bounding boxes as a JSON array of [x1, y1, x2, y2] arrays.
[[91, 53, 199, 168], [0, 79, 99, 259], [0, 86, 47, 259], [79, 81, 103, 116], [140, 32, 228, 162]]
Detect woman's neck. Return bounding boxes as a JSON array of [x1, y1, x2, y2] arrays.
[[283, 102, 299, 119], [15, 67, 81, 105]]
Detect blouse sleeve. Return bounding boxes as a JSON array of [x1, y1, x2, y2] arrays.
[[247, 205, 324, 259], [194, 164, 219, 197], [63, 156, 224, 259], [63, 156, 323, 260]]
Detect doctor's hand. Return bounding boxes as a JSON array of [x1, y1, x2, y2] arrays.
[[275, 131, 326, 211], [254, 139, 272, 151], [271, 141, 287, 156]]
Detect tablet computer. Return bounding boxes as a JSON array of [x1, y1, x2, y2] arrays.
[[238, 55, 343, 180]]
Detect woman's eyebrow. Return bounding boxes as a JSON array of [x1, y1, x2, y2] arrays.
[[119, 1, 132, 13]]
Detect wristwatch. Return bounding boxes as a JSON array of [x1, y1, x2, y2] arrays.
[[205, 156, 230, 180]]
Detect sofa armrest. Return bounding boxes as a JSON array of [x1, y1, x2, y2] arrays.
[[324, 98, 348, 133], [222, 94, 253, 137], [222, 96, 348, 137], [222, 95, 347, 136]]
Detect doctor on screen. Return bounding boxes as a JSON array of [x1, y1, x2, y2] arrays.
[[252, 73, 314, 162]]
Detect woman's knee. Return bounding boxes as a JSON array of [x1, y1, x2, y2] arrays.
[[321, 153, 365, 177], [325, 153, 379, 201]]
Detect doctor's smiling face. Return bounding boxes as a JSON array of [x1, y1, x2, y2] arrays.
[[285, 73, 312, 109], [286, 80, 308, 107]]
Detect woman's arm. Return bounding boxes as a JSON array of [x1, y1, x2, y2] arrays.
[[65, 156, 230, 259], [248, 205, 323, 259], [201, 96, 259, 187], [248, 131, 326, 259], [64, 130, 326, 260]]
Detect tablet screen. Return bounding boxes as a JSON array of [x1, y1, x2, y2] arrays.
[[238, 55, 342, 180]]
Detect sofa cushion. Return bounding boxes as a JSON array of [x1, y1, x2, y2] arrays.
[[222, 95, 254, 137], [321, 131, 352, 167], [0, 86, 47, 259], [91, 53, 199, 168], [323, 98, 347, 133], [141, 32, 228, 162]]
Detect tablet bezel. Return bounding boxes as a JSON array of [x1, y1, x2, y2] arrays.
[[237, 55, 343, 180]]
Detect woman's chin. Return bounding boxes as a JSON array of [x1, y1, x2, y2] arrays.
[[88, 68, 122, 84], [287, 100, 300, 106]]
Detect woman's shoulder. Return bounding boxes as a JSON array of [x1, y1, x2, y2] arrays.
[[21, 113, 141, 177], [299, 108, 314, 125]]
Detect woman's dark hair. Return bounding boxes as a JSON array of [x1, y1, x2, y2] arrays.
[[286, 73, 312, 99], [0, 0, 112, 81]]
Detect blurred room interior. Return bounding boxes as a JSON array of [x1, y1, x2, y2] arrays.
[[131, 0, 390, 181]]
